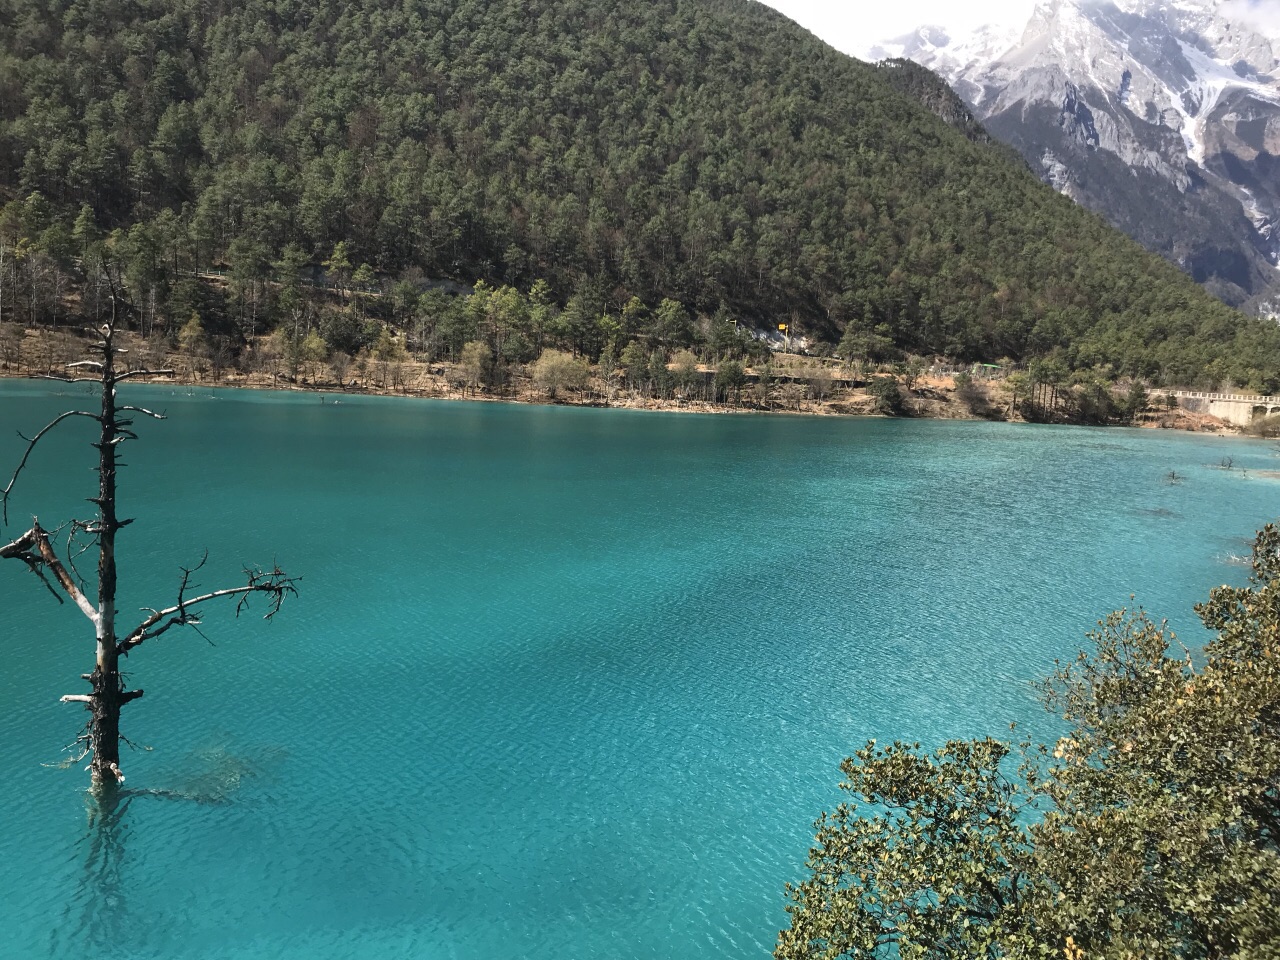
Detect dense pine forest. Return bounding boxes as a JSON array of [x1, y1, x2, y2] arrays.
[[1, 0, 1278, 388]]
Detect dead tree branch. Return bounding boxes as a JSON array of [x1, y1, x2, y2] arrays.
[[118, 564, 299, 655], [117, 405, 167, 420], [33, 525, 99, 622], [37, 368, 174, 387], [1, 522, 99, 619], [0, 526, 63, 601], [2, 411, 101, 525], [114, 369, 177, 382], [0, 527, 37, 559], [64, 520, 96, 595]]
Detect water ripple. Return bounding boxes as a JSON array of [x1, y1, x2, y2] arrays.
[[0, 385, 1273, 958]]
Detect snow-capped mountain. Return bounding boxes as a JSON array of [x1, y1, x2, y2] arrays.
[[870, 0, 1280, 313]]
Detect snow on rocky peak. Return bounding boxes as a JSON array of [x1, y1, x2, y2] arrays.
[[888, 0, 1279, 144], [864, 0, 1280, 311]]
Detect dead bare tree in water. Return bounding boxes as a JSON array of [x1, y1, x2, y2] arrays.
[[0, 301, 297, 790]]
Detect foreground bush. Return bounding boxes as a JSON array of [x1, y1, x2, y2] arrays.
[[778, 524, 1280, 959]]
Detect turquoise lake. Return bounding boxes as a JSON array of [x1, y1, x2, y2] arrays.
[[0, 380, 1275, 959]]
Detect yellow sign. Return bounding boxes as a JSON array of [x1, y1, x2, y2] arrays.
[[778, 324, 788, 331]]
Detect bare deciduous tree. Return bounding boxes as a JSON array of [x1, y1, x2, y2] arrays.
[[0, 305, 297, 790]]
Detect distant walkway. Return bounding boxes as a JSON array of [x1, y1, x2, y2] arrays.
[[1164, 389, 1275, 404]]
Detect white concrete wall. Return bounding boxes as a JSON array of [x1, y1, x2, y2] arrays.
[[1177, 395, 1280, 427]]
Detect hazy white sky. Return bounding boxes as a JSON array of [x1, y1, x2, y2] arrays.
[[1222, 0, 1280, 35], [758, 0, 1038, 56]]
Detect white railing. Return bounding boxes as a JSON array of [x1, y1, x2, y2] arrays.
[[1166, 390, 1277, 403]]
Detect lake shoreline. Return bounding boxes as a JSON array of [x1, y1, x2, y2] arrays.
[[0, 327, 1238, 433], [10, 366, 1244, 438]]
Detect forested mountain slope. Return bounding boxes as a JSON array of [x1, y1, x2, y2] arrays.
[[1, 0, 1277, 385]]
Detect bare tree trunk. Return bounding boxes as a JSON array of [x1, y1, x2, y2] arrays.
[[1, 304, 297, 789], [0, 241, 7, 330], [89, 331, 127, 783]]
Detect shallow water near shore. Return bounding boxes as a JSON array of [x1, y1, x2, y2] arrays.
[[0, 381, 1275, 959]]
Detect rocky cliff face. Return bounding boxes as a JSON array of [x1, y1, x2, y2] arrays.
[[868, 0, 1280, 313]]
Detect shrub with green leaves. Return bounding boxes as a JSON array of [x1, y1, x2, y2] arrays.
[[778, 524, 1280, 959], [866, 376, 903, 416]]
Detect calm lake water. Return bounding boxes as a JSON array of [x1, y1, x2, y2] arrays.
[[0, 381, 1275, 959]]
